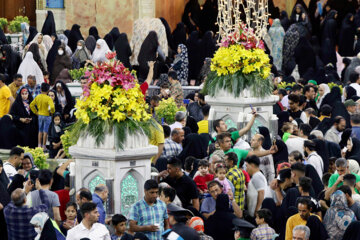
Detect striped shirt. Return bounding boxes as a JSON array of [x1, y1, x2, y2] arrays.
[[226, 166, 245, 209]]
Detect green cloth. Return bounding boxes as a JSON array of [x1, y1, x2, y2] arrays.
[[282, 132, 291, 142], [328, 172, 360, 194], [224, 148, 249, 168], [209, 130, 241, 145], [308, 80, 318, 85]]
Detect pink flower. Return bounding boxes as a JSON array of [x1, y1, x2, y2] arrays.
[[106, 52, 117, 60]]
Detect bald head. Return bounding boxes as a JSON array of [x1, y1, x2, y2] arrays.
[[251, 134, 265, 150], [11, 188, 26, 206]]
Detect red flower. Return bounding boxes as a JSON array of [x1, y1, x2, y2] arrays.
[[105, 51, 117, 60]]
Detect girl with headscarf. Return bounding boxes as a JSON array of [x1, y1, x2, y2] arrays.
[[46, 39, 61, 76], [114, 33, 132, 69], [198, 58, 211, 86], [0, 45, 21, 84], [316, 83, 330, 108], [58, 34, 72, 56], [137, 31, 159, 81], [71, 40, 91, 69], [31, 212, 66, 240], [91, 39, 111, 64], [67, 24, 84, 52], [9, 87, 38, 148], [294, 37, 316, 77], [41, 11, 56, 36], [103, 33, 114, 51], [323, 190, 356, 240], [51, 44, 72, 84], [339, 13, 356, 57], [48, 89, 62, 113], [48, 112, 65, 158], [89, 26, 100, 40], [54, 81, 74, 121], [171, 44, 189, 86], [25, 26, 38, 46], [17, 52, 44, 84], [85, 35, 96, 55], [340, 128, 360, 163], [109, 27, 121, 43], [42, 35, 53, 52], [268, 19, 285, 70]]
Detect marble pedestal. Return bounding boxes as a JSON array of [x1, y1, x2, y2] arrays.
[[206, 89, 279, 140], [69, 131, 157, 216]]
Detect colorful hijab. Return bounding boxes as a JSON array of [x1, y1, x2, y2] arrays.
[[268, 19, 285, 70], [173, 44, 189, 86]]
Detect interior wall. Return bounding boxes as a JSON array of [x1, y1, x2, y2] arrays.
[[155, 0, 187, 32]]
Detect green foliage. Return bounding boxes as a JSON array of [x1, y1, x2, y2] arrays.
[[201, 71, 273, 98], [19, 146, 49, 169], [8, 16, 29, 33], [60, 130, 74, 158], [69, 68, 86, 80], [278, 81, 296, 90], [328, 82, 343, 94], [0, 18, 8, 30], [155, 98, 186, 125]]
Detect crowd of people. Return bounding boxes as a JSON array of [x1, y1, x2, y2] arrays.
[[2, 0, 360, 239]]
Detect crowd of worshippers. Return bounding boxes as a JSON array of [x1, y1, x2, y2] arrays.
[[2, 0, 360, 239]]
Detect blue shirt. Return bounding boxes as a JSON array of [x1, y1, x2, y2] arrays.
[[92, 193, 106, 224], [352, 126, 360, 140], [129, 199, 168, 240], [111, 232, 134, 240]]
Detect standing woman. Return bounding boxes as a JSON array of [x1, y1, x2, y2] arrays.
[[10, 87, 38, 148], [321, 10, 338, 46], [46, 39, 61, 77], [42, 35, 53, 52], [54, 81, 74, 121], [41, 11, 56, 36], [91, 39, 111, 64], [172, 23, 187, 51], [58, 34, 73, 56], [338, 14, 356, 57], [25, 26, 38, 46], [17, 52, 44, 84], [137, 31, 159, 81], [114, 33, 132, 69], [171, 44, 189, 86], [67, 24, 84, 52], [72, 40, 91, 69], [89, 26, 100, 41], [109, 27, 121, 43], [27, 43, 47, 73], [0, 45, 21, 85], [268, 19, 285, 70], [186, 31, 202, 82], [51, 44, 72, 84], [85, 35, 97, 55], [29, 33, 48, 71], [103, 33, 114, 51]]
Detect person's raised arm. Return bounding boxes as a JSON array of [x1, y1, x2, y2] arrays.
[[144, 61, 155, 86], [56, 159, 74, 178], [238, 112, 257, 137]]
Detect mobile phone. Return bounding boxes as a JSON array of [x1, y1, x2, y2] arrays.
[[249, 104, 254, 111]]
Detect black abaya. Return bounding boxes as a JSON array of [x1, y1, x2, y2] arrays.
[[0, 27, 7, 45], [201, 31, 217, 59], [339, 13, 356, 57], [186, 31, 202, 82], [0, 44, 21, 84], [109, 27, 121, 43], [294, 37, 316, 77], [320, 38, 337, 68], [41, 11, 56, 36], [306, 215, 329, 240], [280, 11, 291, 31], [89, 26, 100, 40], [172, 23, 187, 49], [46, 39, 61, 75], [67, 24, 84, 52], [178, 133, 208, 165], [104, 33, 114, 50], [0, 115, 22, 149], [85, 35, 96, 54], [321, 10, 338, 46], [25, 26, 38, 45], [160, 17, 175, 51], [342, 221, 360, 240], [137, 31, 158, 81], [114, 33, 132, 69]]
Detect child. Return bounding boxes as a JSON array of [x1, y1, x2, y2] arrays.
[[214, 165, 232, 194], [60, 202, 78, 236], [281, 122, 296, 142], [48, 112, 65, 158], [194, 160, 214, 194], [111, 214, 133, 240], [250, 209, 276, 240], [30, 82, 55, 150], [159, 186, 176, 205]]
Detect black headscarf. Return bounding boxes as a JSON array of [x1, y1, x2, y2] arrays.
[[342, 221, 360, 240], [28, 43, 41, 63], [273, 139, 289, 167], [280, 11, 291, 31], [85, 35, 96, 54], [201, 31, 216, 59], [258, 126, 272, 150], [104, 33, 114, 50], [306, 215, 329, 240], [320, 86, 342, 109], [46, 39, 61, 75], [172, 23, 187, 50], [320, 38, 337, 71], [294, 37, 316, 77], [25, 26, 38, 45], [1, 44, 21, 84], [41, 10, 56, 36], [268, 0, 280, 19], [340, 128, 352, 149], [160, 18, 175, 51], [114, 33, 132, 69], [186, 31, 202, 81], [290, 4, 307, 24], [339, 13, 356, 57], [67, 24, 84, 52], [346, 86, 357, 100], [321, 10, 338, 46], [178, 133, 208, 164], [109, 27, 121, 43], [89, 26, 100, 40], [63, 29, 70, 38], [0, 27, 7, 45], [185, 116, 199, 133], [0, 115, 22, 149], [54, 80, 75, 115], [137, 31, 158, 80]]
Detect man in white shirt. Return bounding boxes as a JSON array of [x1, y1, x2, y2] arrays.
[[169, 111, 186, 132], [245, 155, 268, 218], [66, 202, 110, 240], [324, 116, 346, 144], [3, 147, 24, 182], [286, 123, 312, 156], [303, 140, 323, 180]]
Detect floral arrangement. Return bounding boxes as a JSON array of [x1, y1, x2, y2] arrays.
[[328, 82, 343, 94], [278, 82, 296, 90], [20, 146, 49, 169], [155, 98, 186, 125], [69, 68, 87, 81], [8, 16, 29, 33], [202, 24, 273, 98], [66, 52, 157, 149]]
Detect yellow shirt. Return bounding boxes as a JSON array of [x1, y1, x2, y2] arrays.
[[30, 93, 55, 116], [8, 82, 23, 98], [197, 120, 209, 134], [0, 85, 11, 118], [285, 213, 320, 240]]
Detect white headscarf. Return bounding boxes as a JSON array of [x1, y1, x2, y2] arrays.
[[92, 39, 111, 64], [17, 52, 44, 84], [317, 83, 331, 108], [30, 33, 48, 57], [30, 212, 49, 240], [42, 35, 53, 52]]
